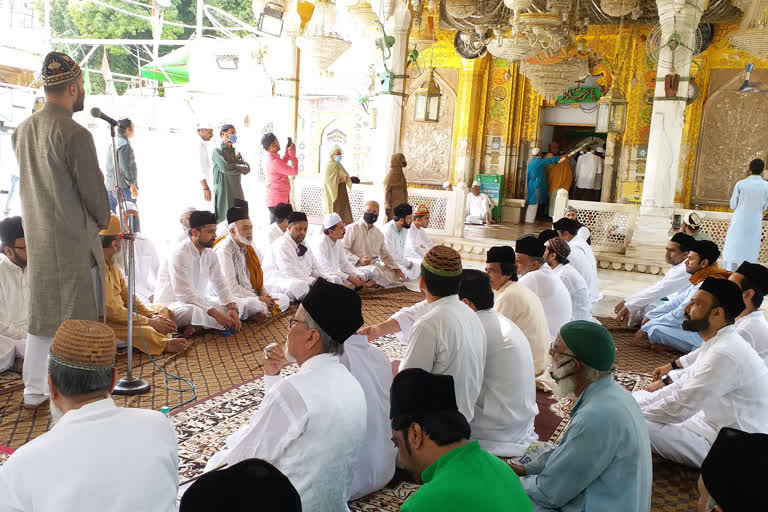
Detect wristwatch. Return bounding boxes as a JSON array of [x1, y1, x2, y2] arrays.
[[662, 375, 673, 386], [670, 360, 680, 370]]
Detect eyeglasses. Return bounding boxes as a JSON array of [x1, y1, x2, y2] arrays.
[[10, 246, 26, 251], [550, 348, 575, 359], [288, 317, 307, 329]]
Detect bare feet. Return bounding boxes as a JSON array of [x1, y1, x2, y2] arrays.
[[182, 325, 201, 338], [650, 343, 676, 354], [12, 357, 23, 374], [164, 338, 188, 354]]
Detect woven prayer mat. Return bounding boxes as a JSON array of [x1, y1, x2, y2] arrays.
[[0, 287, 423, 450]]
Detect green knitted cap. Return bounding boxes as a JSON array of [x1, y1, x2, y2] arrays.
[[560, 321, 616, 371]]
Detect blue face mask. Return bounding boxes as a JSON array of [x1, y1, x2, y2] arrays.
[[334, 154, 342, 163], [227, 134, 238, 144]]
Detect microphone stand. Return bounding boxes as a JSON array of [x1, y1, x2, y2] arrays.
[[106, 121, 150, 396]]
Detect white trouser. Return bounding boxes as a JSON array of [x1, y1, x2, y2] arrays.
[[234, 296, 268, 318], [0, 335, 16, 373], [264, 274, 310, 302], [401, 259, 422, 281], [23, 334, 53, 402], [525, 204, 538, 223], [646, 420, 711, 468], [627, 302, 662, 328], [169, 303, 230, 330]]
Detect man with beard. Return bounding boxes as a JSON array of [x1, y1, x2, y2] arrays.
[[153, 210, 242, 335], [615, 233, 695, 327], [100, 216, 186, 355], [201, 279, 367, 512], [383, 203, 421, 285], [0, 320, 179, 511], [266, 202, 293, 245], [312, 213, 368, 289], [0, 216, 28, 373], [391, 369, 532, 511], [12, 51, 110, 408], [634, 277, 768, 468], [511, 321, 652, 512], [264, 211, 325, 302], [215, 200, 289, 317], [635, 240, 729, 353], [343, 201, 405, 286]]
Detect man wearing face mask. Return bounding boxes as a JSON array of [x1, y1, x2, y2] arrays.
[[511, 321, 652, 512], [12, 51, 110, 408], [212, 124, 251, 224], [322, 145, 353, 224], [382, 203, 422, 286], [202, 279, 367, 512], [343, 201, 405, 286]]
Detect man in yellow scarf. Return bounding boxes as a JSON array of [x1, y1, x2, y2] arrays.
[[214, 199, 289, 318]]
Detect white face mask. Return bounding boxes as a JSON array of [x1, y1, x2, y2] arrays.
[[334, 154, 342, 163]]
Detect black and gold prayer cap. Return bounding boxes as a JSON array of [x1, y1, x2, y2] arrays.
[[41, 51, 82, 87]]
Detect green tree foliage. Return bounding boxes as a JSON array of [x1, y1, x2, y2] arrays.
[[41, 0, 255, 95]]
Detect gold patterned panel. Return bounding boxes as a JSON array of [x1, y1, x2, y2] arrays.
[[690, 73, 768, 207]]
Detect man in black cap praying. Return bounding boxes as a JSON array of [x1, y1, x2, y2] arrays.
[[0, 216, 27, 374], [391, 368, 532, 511], [635, 277, 768, 468], [202, 278, 367, 512]]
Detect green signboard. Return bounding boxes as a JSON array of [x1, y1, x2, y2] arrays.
[[557, 86, 603, 104]]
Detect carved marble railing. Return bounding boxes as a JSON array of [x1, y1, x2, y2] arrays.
[[292, 178, 466, 238], [553, 190, 639, 254]]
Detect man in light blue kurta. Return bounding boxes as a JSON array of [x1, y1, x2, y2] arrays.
[[514, 321, 652, 512], [525, 148, 561, 223], [722, 159, 768, 271], [638, 240, 728, 353]]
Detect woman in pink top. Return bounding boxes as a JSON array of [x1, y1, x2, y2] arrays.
[[262, 132, 298, 221]]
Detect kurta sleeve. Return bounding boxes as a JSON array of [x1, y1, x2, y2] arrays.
[[625, 266, 689, 312], [392, 300, 429, 345], [68, 128, 110, 230], [0, 279, 24, 339], [276, 242, 314, 284], [339, 246, 362, 278], [641, 351, 742, 425], [375, 232, 400, 270], [521, 408, 621, 508], [730, 182, 740, 210], [212, 148, 249, 176], [642, 286, 692, 325], [204, 378, 309, 471], [106, 267, 150, 326], [342, 228, 361, 264], [271, 151, 299, 177], [399, 320, 439, 372], [168, 250, 216, 312]]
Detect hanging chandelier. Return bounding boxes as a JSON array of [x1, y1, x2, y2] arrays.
[[347, 0, 380, 37], [516, 12, 572, 57], [521, 57, 589, 100], [296, 0, 351, 71], [729, 0, 768, 60], [600, 0, 639, 18], [486, 35, 540, 62]]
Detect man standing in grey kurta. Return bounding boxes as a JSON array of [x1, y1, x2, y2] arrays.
[[11, 52, 110, 408]]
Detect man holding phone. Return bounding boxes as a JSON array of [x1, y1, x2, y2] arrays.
[[262, 132, 298, 223]]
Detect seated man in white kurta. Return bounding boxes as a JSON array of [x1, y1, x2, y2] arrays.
[[382, 203, 422, 284], [459, 269, 538, 457], [0, 216, 28, 373], [153, 210, 244, 335], [615, 233, 695, 327], [343, 201, 405, 286], [515, 235, 572, 341], [215, 200, 289, 316], [539, 230, 598, 324], [634, 278, 768, 468], [465, 181, 494, 225], [399, 245, 487, 423], [264, 211, 326, 302], [554, 217, 601, 303], [204, 279, 367, 512], [312, 213, 368, 289], [405, 204, 434, 259], [0, 320, 179, 512]]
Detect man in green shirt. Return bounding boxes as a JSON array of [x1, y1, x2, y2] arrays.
[[391, 368, 533, 512]]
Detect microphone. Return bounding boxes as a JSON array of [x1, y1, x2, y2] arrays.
[[90, 107, 118, 127]]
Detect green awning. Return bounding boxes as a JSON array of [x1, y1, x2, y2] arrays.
[[140, 47, 189, 84]]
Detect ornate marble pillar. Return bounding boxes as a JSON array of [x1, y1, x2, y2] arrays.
[[451, 56, 490, 186], [370, 0, 411, 185], [629, 0, 706, 252]]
